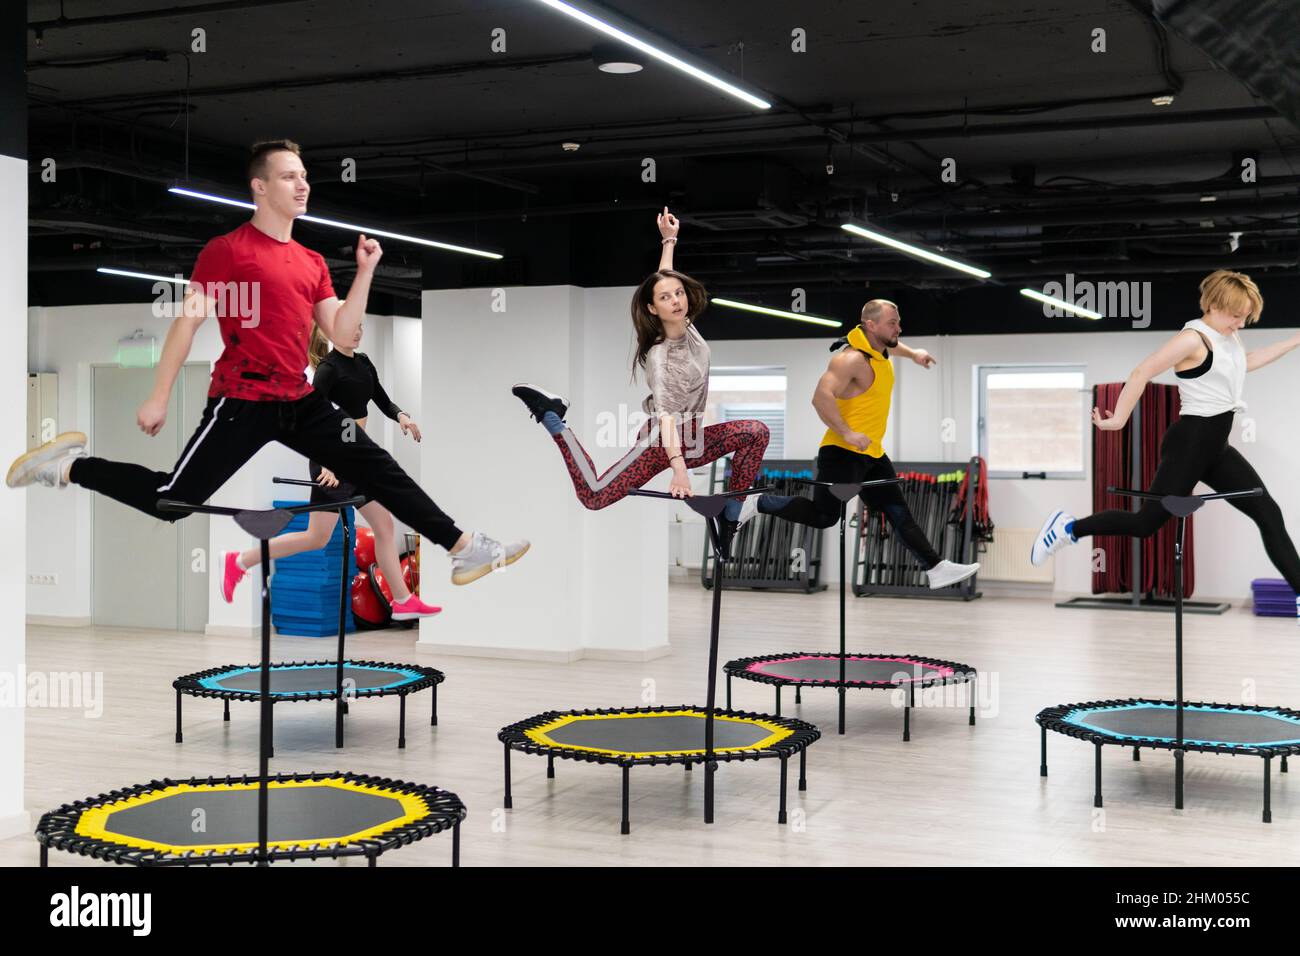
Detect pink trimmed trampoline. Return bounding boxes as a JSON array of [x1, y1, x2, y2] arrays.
[[723, 652, 977, 741]]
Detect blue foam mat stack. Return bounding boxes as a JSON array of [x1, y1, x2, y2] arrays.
[[1250, 578, 1297, 617], [269, 499, 356, 637]]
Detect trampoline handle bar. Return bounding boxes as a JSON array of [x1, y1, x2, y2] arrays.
[[629, 485, 773, 501], [272, 476, 322, 488], [1106, 486, 1263, 502], [158, 497, 366, 518], [790, 477, 900, 489]]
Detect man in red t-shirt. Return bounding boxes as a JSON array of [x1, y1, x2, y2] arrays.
[[8, 139, 528, 587]]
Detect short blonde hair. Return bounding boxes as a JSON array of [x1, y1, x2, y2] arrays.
[[1199, 270, 1263, 325], [860, 299, 899, 324]]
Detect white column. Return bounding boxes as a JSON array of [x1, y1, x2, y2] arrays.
[[0, 151, 29, 838]]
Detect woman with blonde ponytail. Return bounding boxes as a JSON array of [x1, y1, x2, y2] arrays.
[[221, 321, 441, 620]]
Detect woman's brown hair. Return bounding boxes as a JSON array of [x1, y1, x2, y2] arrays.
[[630, 269, 709, 378], [308, 325, 331, 369]]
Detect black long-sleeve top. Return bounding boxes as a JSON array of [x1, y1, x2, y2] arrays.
[[310, 350, 403, 421]]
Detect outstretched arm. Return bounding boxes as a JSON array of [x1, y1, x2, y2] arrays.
[[1094, 329, 1201, 430], [891, 340, 936, 368], [657, 207, 679, 271], [1246, 330, 1300, 372]]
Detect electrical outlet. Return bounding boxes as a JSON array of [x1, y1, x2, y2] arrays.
[[28, 574, 58, 586]]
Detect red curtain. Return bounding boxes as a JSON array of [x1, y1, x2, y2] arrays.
[[1090, 382, 1193, 598]]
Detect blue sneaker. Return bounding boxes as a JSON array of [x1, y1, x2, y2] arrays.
[[1031, 509, 1076, 566]]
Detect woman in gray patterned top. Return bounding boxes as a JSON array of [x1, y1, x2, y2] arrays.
[[513, 208, 771, 541]]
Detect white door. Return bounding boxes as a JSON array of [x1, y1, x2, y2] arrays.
[[91, 364, 210, 631]]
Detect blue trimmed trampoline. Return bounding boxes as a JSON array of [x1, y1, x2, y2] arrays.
[[174, 658, 443, 751], [1038, 698, 1299, 822]]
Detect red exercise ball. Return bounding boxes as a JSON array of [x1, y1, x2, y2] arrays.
[[350, 569, 388, 626], [353, 527, 376, 572]]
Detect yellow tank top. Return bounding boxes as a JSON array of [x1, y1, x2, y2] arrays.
[[820, 325, 893, 458]]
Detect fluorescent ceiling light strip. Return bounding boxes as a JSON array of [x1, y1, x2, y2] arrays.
[[531, 0, 771, 109], [1019, 287, 1104, 320], [712, 297, 842, 328], [840, 223, 992, 279], [97, 267, 189, 286], [168, 187, 502, 259]]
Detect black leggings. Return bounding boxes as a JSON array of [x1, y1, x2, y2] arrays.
[[758, 445, 942, 569], [70, 391, 464, 551], [1071, 411, 1300, 592]]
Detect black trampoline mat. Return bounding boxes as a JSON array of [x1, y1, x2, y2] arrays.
[[209, 666, 414, 694], [542, 714, 777, 753], [1071, 706, 1300, 745], [98, 786, 412, 847], [749, 657, 953, 684]]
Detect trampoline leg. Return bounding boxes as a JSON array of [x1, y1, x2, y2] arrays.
[[223, 699, 230, 722], [1133, 747, 1141, 761], [268, 704, 274, 761], [343, 701, 350, 715], [1094, 742, 1103, 809], [431, 683, 438, 727], [903, 696, 911, 743], [1040, 725, 1047, 777], [1174, 750, 1184, 811], [621, 766, 631, 836], [726, 675, 732, 711], [795, 685, 802, 705], [798, 747, 807, 792], [778, 754, 788, 825], [335, 694, 345, 750], [685, 760, 693, 772], [775, 685, 781, 717], [367, 853, 377, 868], [398, 692, 407, 749], [174, 689, 183, 744], [452, 820, 461, 867], [39, 844, 47, 868], [1263, 757, 1272, 824], [968, 674, 976, 726], [547, 754, 555, 779], [1282, 755, 1289, 774], [503, 742, 513, 810], [704, 761, 716, 825]]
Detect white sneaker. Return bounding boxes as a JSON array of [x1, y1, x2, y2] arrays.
[[1030, 509, 1076, 566], [926, 560, 980, 589], [5, 432, 87, 489], [735, 494, 760, 528], [450, 531, 530, 586]]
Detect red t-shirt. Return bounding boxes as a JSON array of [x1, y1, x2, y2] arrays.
[[188, 221, 336, 401]]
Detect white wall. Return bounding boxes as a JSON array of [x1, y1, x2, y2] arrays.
[[1, 154, 28, 838], [418, 285, 667, 660], [25, 303, 415, 629], [708, 326, 1300, 600]]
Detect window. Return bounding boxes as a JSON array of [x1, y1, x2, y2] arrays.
[[706, 368, 786, 458], [976, 365, 1086, 479]]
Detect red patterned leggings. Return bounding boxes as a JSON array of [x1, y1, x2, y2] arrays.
[[552, 418, 770, 511]]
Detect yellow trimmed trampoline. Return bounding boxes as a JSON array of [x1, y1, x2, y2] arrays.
[[499, 705, 820, 834], [35, 771, 465, 866]]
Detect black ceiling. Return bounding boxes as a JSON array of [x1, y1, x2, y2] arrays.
[[23, 0, 1300, 335]]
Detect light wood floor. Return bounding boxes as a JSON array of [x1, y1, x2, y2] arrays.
[[6, 576, 1299, 867]]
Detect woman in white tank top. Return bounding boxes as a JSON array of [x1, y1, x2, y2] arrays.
[[1030, 270, 1300, 620]]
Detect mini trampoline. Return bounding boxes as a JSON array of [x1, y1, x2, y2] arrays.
[[1038, 699, 1298, 822], [174, 659, 443, 750], [499, 705, 820, 834], [725, 652, 976, 740], [724, 476, 981, 739], [35, 771, 465, 866]]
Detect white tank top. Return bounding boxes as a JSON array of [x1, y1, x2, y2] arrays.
[[1176, 318, 1247, 416]]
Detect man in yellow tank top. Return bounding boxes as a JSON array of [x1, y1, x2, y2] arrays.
[[756, 300, 980, 590]]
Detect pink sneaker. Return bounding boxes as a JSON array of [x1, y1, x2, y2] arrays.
[[221, 551, 247, 604], [390, 593, 442, 621]]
